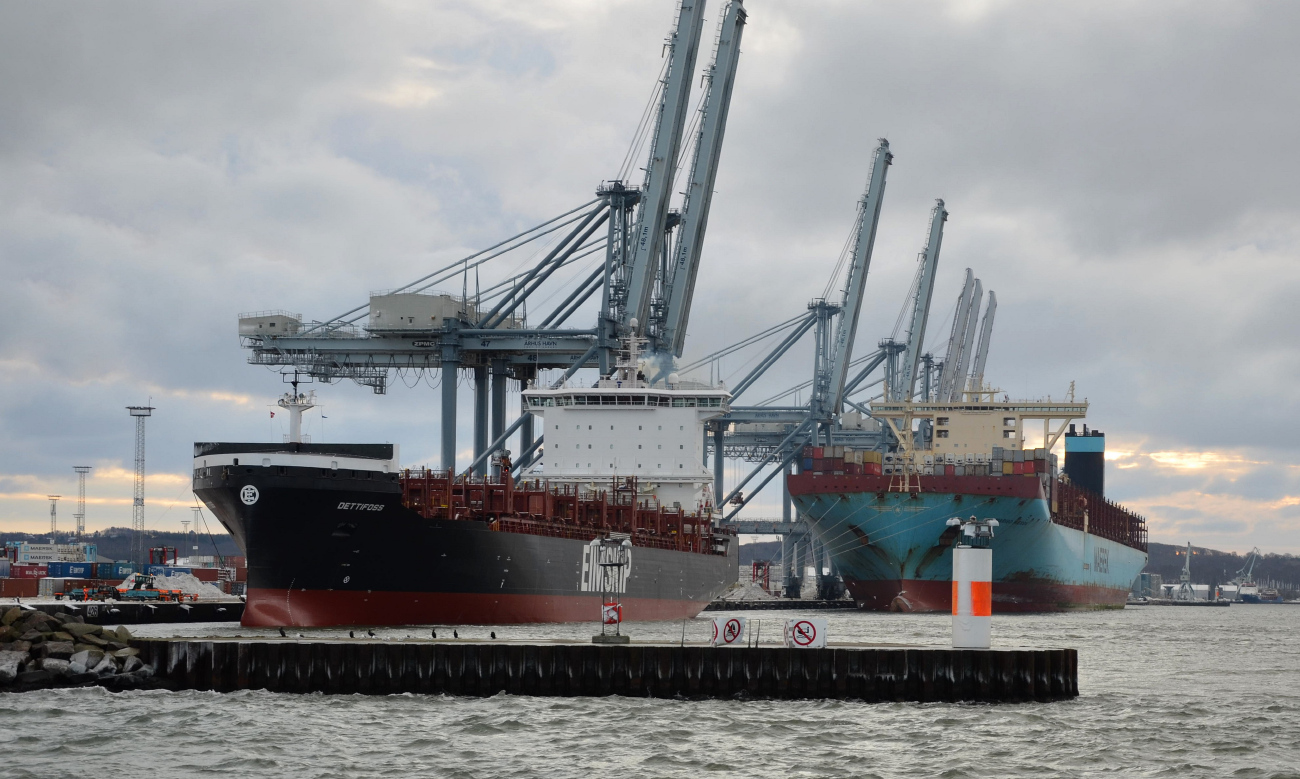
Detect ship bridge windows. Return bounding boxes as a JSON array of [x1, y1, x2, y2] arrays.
[[532, 393, 723, 408], [1003, 418, 1016, 426], [936, 430, 950, 438]]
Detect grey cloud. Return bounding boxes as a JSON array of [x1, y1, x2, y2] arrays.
[[1, 1, 1298, 549]]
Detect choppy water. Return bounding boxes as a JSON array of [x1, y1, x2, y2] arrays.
[[1, 605, 1297, 778]]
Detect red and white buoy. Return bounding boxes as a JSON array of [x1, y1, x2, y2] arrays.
[[948, 516, 998, 649]]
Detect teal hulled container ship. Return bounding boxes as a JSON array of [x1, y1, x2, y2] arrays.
[[788, 399, 1148, 612]]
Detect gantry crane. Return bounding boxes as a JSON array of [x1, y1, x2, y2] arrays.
[[238, 2, 747, 476]]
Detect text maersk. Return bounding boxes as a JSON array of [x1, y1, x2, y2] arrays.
[[337, 503, 385, 511]]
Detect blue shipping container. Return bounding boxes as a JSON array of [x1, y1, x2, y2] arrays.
[[147, 565, 191, 577], [111, 563, 136, 579], [67, 562, 93, 578]]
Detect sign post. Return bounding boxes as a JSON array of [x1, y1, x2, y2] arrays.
[[784, 617, 828, 648], [710, 616, 746, 647], [592, 536, 632, 644]]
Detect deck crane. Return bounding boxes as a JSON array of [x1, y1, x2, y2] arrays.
[[967, 290, 997, 395], [936, 270, 975, 401], [809, 139, 892, 436], [892, 200, 947, 401], [948, 278, 982, 400], [655, 0, 747, 358], [1172, 542, 1199, 601], [1233, 547, 1261, 584], [619, 0, 708, 337]]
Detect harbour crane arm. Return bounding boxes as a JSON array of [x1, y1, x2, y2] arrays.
[[968, 290, 996, 394], [936, 269, 975, 401], [896, 200, 947, 401], [621, 0, 708, 334], [948, 279, 981, 401], [658, 0, 747, 357], [816, 139, 893, 417]]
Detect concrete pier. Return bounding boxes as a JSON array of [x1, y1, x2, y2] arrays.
[[128, 638, 1077, 703]]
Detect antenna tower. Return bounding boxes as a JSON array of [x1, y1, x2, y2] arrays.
[[73, 466, 92, 539], [47, 495, 60, 539], [127, 405, 154, 565]]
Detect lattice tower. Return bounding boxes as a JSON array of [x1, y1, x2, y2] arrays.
[[73, 466, 91, 538], [127, 406, 154, 565], [47, 495, 60, 538]]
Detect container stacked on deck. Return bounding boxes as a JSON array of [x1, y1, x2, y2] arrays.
[[800, 446, 883, 476]]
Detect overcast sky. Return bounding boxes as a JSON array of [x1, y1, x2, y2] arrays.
[[2, 1, 1297, 553]]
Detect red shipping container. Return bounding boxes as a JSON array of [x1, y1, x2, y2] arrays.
[[811, 447, 824, 459], [226, 556, 247, 568], [11, 564, 46, 579], [867, 463, 882, 475], [0, 579, 39, 597], [1013, 462, 1026, 474], [191, 568, 219, 582], [236, 567, 248, 582]]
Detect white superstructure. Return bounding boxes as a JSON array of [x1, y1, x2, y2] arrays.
[[522, 333, 729, 512]]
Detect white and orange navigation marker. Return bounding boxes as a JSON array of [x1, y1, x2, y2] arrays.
[[948, 515, 998, 649]]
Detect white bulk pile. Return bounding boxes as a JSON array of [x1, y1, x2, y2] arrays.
[[156, 573, 228, 600], [718, 579, 779, 601]]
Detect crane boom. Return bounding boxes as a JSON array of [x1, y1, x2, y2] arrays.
[[968, 289, 996, 394], [937, 269, 975, 400], [948, 279, 981, 400], [895, 199, 946, 401], [816, 139, 892, 418], [658, 0, 747, 357], [621, 0, 708, 333]]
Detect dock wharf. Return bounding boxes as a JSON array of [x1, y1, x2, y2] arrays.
[[1127, 599, 1230, 607], [16, 601, 244, 625], [704, 600, 858, 611], [127, 638, 1077, 703]]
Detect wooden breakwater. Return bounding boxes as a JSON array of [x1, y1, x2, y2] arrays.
[[23, 602, 244, 625], [127, 639, 1077, 703]]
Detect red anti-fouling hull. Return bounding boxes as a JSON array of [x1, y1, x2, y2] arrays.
[[847, 578, 1131, 613], [245, 588, 712, 628]]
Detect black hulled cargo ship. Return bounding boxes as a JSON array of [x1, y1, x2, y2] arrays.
[[195, 339, 738, 628]]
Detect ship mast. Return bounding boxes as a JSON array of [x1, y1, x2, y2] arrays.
[[277, 376, 317, 444]]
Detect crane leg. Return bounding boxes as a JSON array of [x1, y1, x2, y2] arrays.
[[473, 365, 489, 477]]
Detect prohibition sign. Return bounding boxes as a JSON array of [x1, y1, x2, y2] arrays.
[[791, 620, 817, 646], [722, 618, 743, 644]]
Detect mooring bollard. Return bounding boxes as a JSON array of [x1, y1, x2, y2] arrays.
[[949, 515, 997, 649]]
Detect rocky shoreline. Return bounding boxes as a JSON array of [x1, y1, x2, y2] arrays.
[[0, 606, 164, 693]]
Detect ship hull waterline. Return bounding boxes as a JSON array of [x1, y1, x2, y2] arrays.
[[788, 473, 1147, 613]]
